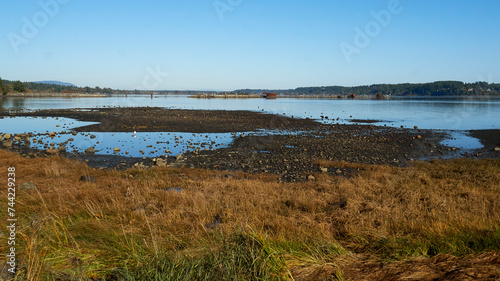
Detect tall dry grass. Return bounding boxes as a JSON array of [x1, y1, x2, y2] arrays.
[[0, 150, 499, 280]]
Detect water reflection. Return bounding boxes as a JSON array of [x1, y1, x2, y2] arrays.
[[29, 131, 235, 158], [0, 116, 236, 158], [0, 95, 499, 130], [440, 131, 483, 150], [0, 116, 97, 134], [0, 97, 26, 109], [1, 96, 500, 155]]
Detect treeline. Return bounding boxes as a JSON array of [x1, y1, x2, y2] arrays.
[[2, 78, 500, 97], [292, 81, 500, 97], [0, 78, 124, 95]]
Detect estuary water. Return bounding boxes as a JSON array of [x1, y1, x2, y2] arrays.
[[1, 95, 499, 157], [1, 95, 499, 130]]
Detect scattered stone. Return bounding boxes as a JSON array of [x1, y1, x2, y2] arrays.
[[68, 138, 74, 141], [72, 132, 78, 136], [113, 147, 121, 153], [133, 162, 147, 169], [57, 145, 66, 152], [165, 149, 171, 154], [336, 169, 342, 174], [156, 158, 167, 167], [413, 126, 418, 130], [307, 175, 315, 181], [80, 175, 96, 183], [20, 182, 37, 190], [223, 174, 235, 179], [416, 135, 422, 140], [175, 154, 183, 160], [85, 147, 96, 154], [46, 148, 59, 154], [494, 147, 500, 151], [90, 135, 96, 139], [320, 167, 328, 173], [2, 140, 12, 148], [3, 133, 11, 140], [49, 132, 56, 137], [14, 136, 21, 141]]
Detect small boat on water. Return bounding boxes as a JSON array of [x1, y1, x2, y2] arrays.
[[263, 92, 277, 99]]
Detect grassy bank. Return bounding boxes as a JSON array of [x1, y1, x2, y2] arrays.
[[0, 150, 499, 280]]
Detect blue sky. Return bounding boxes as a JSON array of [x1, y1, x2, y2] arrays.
[[1, 0, 499, 90]]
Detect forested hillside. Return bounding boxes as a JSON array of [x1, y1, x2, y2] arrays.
[[293, 81, 500, 96], [1, 78, 499, 96]]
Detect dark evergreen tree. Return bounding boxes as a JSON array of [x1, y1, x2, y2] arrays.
[[0, 77, 5, 95], [12, 81, 26, 92]]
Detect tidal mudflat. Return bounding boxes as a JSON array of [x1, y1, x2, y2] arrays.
[[3, 107, 498, 178]]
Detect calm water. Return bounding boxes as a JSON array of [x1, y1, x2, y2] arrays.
[[1, 96, 499, 157], [1, 95, 499, 130]]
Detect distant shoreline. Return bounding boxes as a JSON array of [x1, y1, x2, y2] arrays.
[[4, 92, 107, 97]]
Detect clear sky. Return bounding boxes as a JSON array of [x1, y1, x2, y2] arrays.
[[1, 0, 499, 90]]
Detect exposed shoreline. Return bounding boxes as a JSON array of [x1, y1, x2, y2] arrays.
[[1, 107, 499, 179], [3, 92, 107, 97]]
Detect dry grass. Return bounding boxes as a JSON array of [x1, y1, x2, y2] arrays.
[[0, 150, 499, 280]]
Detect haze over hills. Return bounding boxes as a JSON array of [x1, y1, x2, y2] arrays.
[[33, 81, 77, 87]]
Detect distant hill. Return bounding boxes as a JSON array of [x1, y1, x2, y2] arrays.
[[34, 81, 77, 87]]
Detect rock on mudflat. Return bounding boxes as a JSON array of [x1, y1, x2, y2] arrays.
[[85, 147, 96, 154], [320, 167, 328, 173], [494, 147, 500, 151], [3, 133, 11, 140], [46, 148, 59, 154], [113, 147, 121, 153], [2, 140, 12, 147], [307, 175, 316, 181], [20, 182, 37, 190], [156, 158, 167, 167], [134, 162, 147, 169]]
